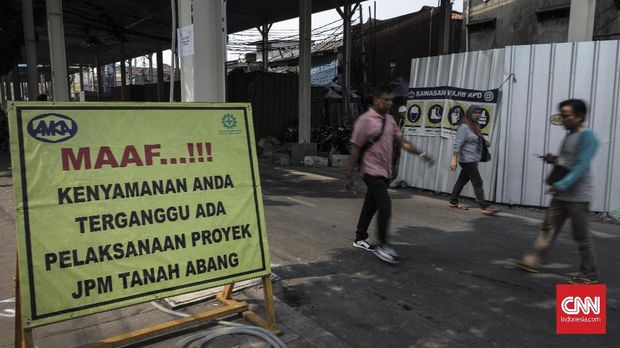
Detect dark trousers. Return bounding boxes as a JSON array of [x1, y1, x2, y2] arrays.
[[525, 199, 598, 279], [449, 162, 489, 208], [355, 175, 391, 244]]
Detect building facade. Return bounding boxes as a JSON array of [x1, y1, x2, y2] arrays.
[[465, 0, 620, 51]]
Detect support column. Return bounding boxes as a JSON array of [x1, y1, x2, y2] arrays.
[[120, 44, 127, 101], [156, 48, 164, 101], [90, 67, 95, 91], [78, 65, 84, 91], [12, 66, 22, 101], [257, 24, 273, 71], [149, 53, 154, 84], [98, 65, 104, 98], [95, 53, 104, 101], [22, 0, 39, 100], [127, 58, 133, 85], [178, 0, 227, 102], [0, 76, 7, 110], [40, 70, 46, 94], [77, 65, 85, 101], [45, 0, 69, 101], [298, 0, 312, 143], [568, 0, 596, 42]]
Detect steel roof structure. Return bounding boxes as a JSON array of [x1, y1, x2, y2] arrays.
[[26, 0, 354, 66]]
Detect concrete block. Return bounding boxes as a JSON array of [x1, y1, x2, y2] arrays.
[[330, 154, 349, 167], [291, 143, 317, 162], [304, 156, 328, 167]]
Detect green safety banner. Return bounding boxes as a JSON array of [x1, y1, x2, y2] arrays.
[[403, 87, 499, 138], [9, 103, 270, 328]]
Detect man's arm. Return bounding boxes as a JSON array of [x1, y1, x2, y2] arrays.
[[396, 135, 434, 165], [345, 144, 361, 187], [553, 131, 599, 191]]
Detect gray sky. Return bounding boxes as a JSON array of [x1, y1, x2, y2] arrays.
[[275, 0, 463, 29]]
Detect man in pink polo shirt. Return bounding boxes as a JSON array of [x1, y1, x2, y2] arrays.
[[345, 85, 434, 264]]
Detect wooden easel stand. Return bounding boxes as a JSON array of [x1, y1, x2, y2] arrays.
[[15, 270, 280, 348]]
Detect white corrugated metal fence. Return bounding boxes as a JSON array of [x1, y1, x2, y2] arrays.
[[400, 41, 620, 213]]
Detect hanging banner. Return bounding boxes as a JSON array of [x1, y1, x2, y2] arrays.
[[9, 103, 270, 328], [403, 87, 499, 138]]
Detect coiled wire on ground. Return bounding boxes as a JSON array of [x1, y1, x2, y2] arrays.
[[150, 301, 287, 348]]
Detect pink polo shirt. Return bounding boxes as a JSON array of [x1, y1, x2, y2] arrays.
[[351, 108, 400, 178]]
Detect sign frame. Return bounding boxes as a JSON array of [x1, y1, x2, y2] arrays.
[[9, 102, 278, 346]]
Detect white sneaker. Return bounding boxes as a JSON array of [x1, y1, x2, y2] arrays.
[[381, 244, 398, 258], [353, 239, 375, 251], [374, 245, 400, 264]]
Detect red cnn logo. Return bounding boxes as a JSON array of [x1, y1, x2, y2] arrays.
[[556, 284, 606, 334]]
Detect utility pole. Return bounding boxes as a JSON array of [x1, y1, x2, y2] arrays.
[[337, 1, 360, 124], [298, 0, 312, 143], [440, 0, 451, 54], [359, 5, 367, 100], [372, 2, 376, 86], [149, 53, 154, 84], [257, 24, 273, 71]]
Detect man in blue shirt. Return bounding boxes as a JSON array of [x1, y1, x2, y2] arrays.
[[513, 99, 600, 284]]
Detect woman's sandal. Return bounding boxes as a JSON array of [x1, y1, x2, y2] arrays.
[[481, 207, 499, 216], [449, 203, 469, 210]]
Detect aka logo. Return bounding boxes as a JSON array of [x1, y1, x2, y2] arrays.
[[561, 296, 600, 315], [27, 113, 78, 143]]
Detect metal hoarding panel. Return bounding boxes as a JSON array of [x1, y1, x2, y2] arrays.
[[404, 41, 620, 212]]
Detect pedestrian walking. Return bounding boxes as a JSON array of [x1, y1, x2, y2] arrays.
[[345, 85, 434, 264], [513, 99, 600, 284], [448, 105, 498, 215]]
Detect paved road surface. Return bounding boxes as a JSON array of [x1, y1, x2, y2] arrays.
[[260, 163, 619, 347], [0, 156, 618, 347]]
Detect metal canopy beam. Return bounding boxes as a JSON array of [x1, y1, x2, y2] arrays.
[[11, 0, 352, 68]]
